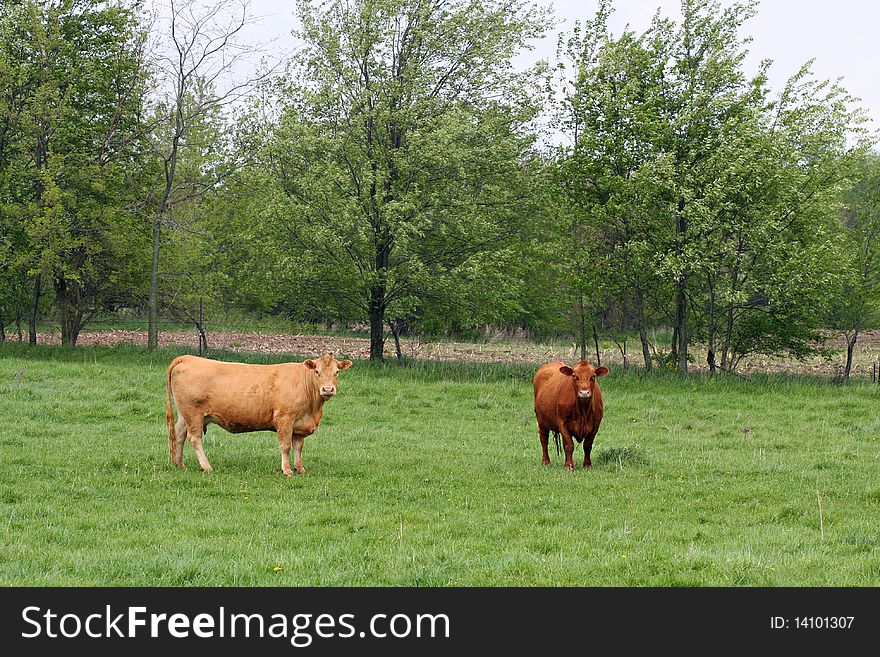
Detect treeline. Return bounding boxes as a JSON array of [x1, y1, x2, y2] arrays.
[[0, 0, 877, 376]]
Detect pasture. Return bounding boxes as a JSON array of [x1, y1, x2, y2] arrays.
[[1, 344, 879, 586]]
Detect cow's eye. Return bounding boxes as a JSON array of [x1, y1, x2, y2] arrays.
[[590, 376, 596, 381], [572, 375, 579, 381]]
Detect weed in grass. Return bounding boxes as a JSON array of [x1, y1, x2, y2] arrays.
[[593, 445, 648, 469]]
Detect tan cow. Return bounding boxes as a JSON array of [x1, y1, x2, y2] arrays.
[[165, 353, 352, 476]]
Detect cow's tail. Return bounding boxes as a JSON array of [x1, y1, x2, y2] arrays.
[[552, 431, 561, 457], [166, 357, 181, 464]]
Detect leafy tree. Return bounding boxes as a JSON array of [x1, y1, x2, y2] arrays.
[[145, 0, 274, 350], [262, 0, 550, 361], [828, 153, 880, 381], [0, 14, 30, 342], [694, 61, 866, 372], [1, 0, 46, 343], [553, 3, 674, 368], [556, 0, 870, 373], [1, 0, 151, 346]]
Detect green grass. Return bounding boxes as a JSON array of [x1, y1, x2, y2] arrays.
[[1, 343, 879, 586]]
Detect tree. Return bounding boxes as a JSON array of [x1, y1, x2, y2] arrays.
[[828, 153, 880, 381], [146, 0, 274, 350], [0, 5, 32, 341], [0, 0, 50, 344], [553, 2, 674, 368], [2, 0, 151, 346], [692, 60, 866, 373], [556, 0, 869, 374], [261, 0, 549, 361]]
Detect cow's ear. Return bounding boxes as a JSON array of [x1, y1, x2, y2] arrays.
[[595, 366, 609, 378], [337, 359, 353, 370], [559, 366, 574, 376], [304, 360, 317, 370]]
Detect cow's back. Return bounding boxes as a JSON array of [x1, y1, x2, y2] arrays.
[[170, 355, 279, 397]]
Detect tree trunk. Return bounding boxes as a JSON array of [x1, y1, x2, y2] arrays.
[[197, 323, 207, 356], [67, 318, 82, 346], [368, 234, 388, 362], [844, 331, 858, 383], [670, 324, 678, 368], [707, 274, 717, 375], [56, 276, 70, 346], [675, 195, 688, 374], [388, 318, 403, 364], [592, 322, 601, 366], [0, 314, 5, 343], [28, 273, 41, 345], [721, 304, 735, 371], [55, 275, 82, 347], [636, 291, 651, 371], [197, 297, 207, 356], [148, 213, 161, 350], [638, 326, 651, 371], [676, 277, 688, 374], [368, 204, 391, 360], [369, 296, 385, 362]]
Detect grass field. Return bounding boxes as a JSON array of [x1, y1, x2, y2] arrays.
[[1, 344, 879, 586]]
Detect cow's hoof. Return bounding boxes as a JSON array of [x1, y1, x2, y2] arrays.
[[583, 463, 592, 469], [201, 466, 214, 473], [295, 468, 307, 475], [283, 469, 294, 477], [565, 465, 574, 472], [541, 459, 551, 466]]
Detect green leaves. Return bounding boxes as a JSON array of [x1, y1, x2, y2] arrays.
[[826, 154, 880, 343], [0, 1, 151, 343], [249, 0, 550, 356], [1, 0, 874, 366], [553, 0, 872, 372]]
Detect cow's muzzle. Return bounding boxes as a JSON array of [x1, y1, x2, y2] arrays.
[[577, 390, 592, 399], [320, 387, 336, 397]]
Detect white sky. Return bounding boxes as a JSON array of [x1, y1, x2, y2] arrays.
[[215, 0, 880, 134]]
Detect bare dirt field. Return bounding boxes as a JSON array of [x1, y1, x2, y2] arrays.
[[31, 328, 880, 380]]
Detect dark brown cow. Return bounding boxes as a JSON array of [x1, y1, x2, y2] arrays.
[[165, 353, 352, 476], [533, 360, 608, 471]]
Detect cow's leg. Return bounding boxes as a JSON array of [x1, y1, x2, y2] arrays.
[[560, 429, 575, 472], [292, 435, 306, 474], [277, 423, 294, 476], [184, 415, 213, 472], [583, 435, 595, 469], [171, 416, 187, 468], [538, 425, 551, 465]]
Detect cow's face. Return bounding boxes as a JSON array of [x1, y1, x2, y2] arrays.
[[559, 361, 608, 400], [304, 354, 353, 399]]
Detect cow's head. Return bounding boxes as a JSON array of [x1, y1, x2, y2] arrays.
[[559, 361, 608, 400], [304, 353, 353, 399]]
